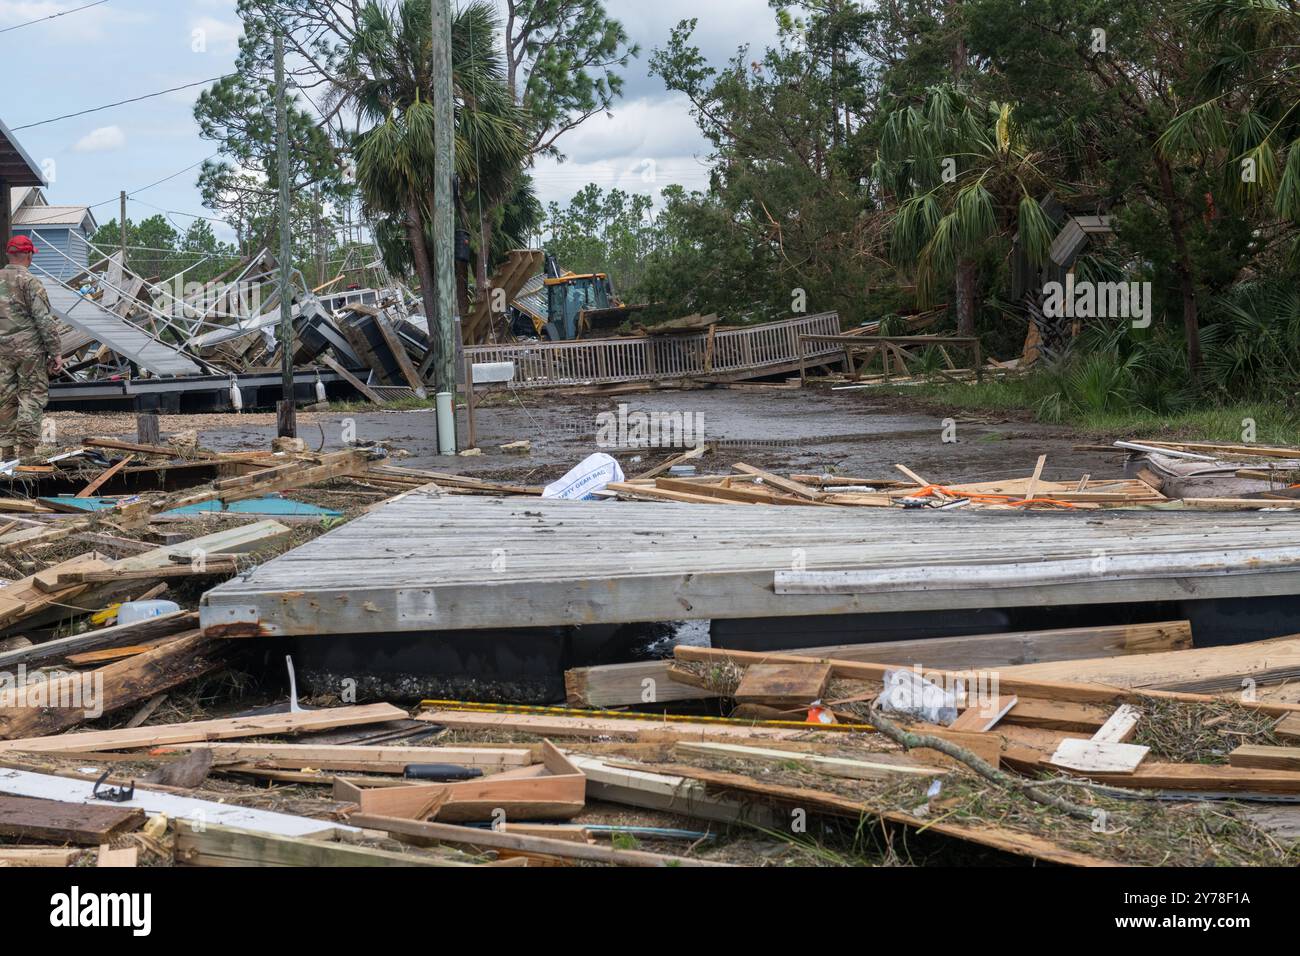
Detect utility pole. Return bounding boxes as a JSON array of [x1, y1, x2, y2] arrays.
[[275, 31, 297, 439], [431, 0, 458, 453], [119, 191, 127, 268]]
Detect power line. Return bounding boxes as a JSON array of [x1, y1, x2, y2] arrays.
[[12, 75, 234, 130], [0, 0, 109, 34]]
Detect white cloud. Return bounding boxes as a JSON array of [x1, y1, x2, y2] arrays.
[[529, 95, 712, 208], [190, 14, 241, 54], [72, 125, 126, 153]]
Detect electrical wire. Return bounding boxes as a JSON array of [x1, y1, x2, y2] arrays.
[[12, 75, 234, 130], [0, 0, 109, 34]]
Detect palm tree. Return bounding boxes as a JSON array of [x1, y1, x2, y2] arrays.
[[343, 1, 531, 330], [1160, 0, 1300, 257], [873, 86, 1060, 336]]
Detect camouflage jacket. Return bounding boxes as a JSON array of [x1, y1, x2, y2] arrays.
[[0, 264, 59, 359]]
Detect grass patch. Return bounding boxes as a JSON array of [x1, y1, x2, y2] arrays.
[[896, 377, 1300, 443]]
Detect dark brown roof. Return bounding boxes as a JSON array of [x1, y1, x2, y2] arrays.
[[0, 118, 47, 188]]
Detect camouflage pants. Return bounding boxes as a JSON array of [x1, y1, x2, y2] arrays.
[[0, 351, 49, 449]]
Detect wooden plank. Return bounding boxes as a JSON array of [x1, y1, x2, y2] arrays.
[[734, 661, 832, 708], [319, 353, 387, 405], [949, 695, 1018, 732], [731, 463, 827, 501], [1229, 745, 1300, 771], [417, 710, 827, 740], [0, 611, 197, 670], [1048, 738, 1149, 774], [628, 761, 1112, 867], [1003, 697, 1111, 732], [565, 621, 1194, 707], [0, 847, 82, 866], [97, 845, 138, 867], [999, 634, 1300, 694], [629, 446, 705, 482], [173, 821, 469, 867], [57, 561, 239, 584], [0, 703, 409, 753], [0, 794, 144, 845], [1092, 704, 1141, 744], [672, 645, 1300, 716], [566, 752, 779, 827], [179, 742, 533, 773], [77, 455, 134, 498], [673, 741, 945, 781], [0, 554, 108, 628], [0, 768, 354, 838], [1276, 714, 1300, 742], [1023, 453, 1048, 501], [373, 312, 427, 397], [353, 813, 729, 867]]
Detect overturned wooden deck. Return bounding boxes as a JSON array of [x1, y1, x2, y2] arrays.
[[199, 492, 1300, 636]]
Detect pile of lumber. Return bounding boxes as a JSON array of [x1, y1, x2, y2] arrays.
[[505, 620, 1300, 866], [603, 453, 1298, 511]]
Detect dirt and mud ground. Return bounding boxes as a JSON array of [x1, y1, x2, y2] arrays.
[[50, 385, 1126, 486]]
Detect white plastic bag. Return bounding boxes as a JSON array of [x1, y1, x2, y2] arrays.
[[542, 453, 625, 501], [877, 667, 959, 725]]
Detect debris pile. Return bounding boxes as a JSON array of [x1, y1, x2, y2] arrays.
[[0, 434, 1297, 867]]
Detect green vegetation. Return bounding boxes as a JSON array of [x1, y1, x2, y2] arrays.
[[543, 0, 1300, 424]]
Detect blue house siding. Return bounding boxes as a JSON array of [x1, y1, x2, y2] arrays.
[[14, 225, 91, 281]]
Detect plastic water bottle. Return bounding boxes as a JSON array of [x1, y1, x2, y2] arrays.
[[117, 600, 181, 627]]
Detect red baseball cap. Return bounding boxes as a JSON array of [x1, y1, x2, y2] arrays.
[[6, 236, 36, 256]]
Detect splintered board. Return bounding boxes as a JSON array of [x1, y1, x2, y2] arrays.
[[734, 662, 832, 708]]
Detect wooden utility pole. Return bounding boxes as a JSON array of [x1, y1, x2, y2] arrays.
[[119, 191, 127, 267], [431, 0, 458, 453], [275, 31, 297, 438]]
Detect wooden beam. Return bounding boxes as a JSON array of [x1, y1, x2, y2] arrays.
[[0, 631, 221, 740], [179, 742, 533, 773], [173, 821, 471, 867], [673, 741, 945, 781], [1229, 745, 1300, 771], [77, 456, 134, 498], [565, 621, 1193, 707], [352, 814, 729, 867], [672, 645, 1300, 716], [0, 703, 409, 752]]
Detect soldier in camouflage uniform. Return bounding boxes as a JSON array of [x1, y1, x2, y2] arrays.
[[0, 236, 63, 460]]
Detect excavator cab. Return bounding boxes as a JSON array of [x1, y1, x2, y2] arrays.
[[542, 273, 617, 340]]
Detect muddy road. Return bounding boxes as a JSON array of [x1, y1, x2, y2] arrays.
[[51, 386, 1123, 485]]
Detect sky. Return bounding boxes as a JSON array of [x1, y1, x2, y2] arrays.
[[1, 0, 781, 245]]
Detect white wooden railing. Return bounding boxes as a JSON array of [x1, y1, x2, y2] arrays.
[[465, 312, 843, 388]]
